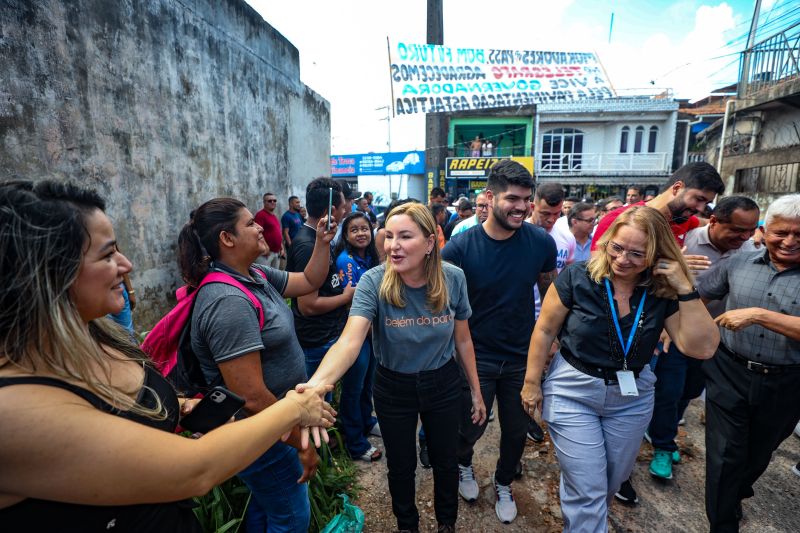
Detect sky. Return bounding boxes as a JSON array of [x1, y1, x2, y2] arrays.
[[245, 0, 795, 154]]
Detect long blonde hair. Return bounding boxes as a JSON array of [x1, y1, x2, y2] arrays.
[[379, 202, 448, 313], [0, 180, 166, 419], [588, 206, 692, 298]]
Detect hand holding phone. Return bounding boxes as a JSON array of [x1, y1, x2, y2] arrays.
[[179, 386, 245, 434]]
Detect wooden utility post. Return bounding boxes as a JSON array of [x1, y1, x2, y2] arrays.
[[425, 0, 447, 195]]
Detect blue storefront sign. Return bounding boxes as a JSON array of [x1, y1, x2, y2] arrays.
[[331, 151, 425, 176]]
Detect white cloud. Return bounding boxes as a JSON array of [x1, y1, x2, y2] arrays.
[[594, 3, 740, 98]]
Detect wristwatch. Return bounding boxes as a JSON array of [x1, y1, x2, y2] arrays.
[[677, 287, 700, 301]]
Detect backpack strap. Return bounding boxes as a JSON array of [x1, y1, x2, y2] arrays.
[[251, 266, 268, 281], [198, 272, 265, 329]]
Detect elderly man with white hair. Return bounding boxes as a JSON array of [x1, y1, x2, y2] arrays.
[[698, 193, 800, 532]]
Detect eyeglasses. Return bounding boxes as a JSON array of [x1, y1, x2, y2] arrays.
[[605, 241, 647, 263], [475, 203, 489, 210], [573, 216, 595, 223], [265, 199, 277, 203]]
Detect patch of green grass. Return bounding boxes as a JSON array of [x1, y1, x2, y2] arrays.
[[192, 476, 251, 533]]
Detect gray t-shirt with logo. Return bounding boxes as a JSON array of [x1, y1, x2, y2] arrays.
[[349, 262, 472, 373], [191, 263, 306, 399]]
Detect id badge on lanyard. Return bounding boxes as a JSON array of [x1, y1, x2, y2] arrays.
[[616, 370, 639, 396], [605, 279, 646, 396]]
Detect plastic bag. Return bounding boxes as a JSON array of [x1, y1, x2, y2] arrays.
[[320, 494, 365, 533]]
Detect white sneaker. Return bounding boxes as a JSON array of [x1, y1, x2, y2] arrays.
[[458, 464, 479, 502], [493, 475, 517, 524], [369, 422, 382, 438], [794, 421, 800, 439]]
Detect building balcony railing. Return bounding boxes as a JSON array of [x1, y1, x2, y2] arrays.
[[536, 152, 670, 174], [738, 21, 800, 99]]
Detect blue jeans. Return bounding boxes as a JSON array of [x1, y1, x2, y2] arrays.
[[648, 343, 706, 452], [304, 338, 373, 457], [238, 443, 309, 533], [361, 338, 379, 436]]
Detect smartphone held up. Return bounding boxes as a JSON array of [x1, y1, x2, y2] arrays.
[[326, 187, 333, 231]]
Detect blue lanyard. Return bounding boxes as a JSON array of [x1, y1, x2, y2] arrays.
[[604, 278, 647, 370]]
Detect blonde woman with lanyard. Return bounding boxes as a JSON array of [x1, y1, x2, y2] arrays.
[[522, 206, 719, 532], [298, 202, 486, 533]]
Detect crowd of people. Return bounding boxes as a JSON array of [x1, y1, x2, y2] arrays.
[[0, 160, 798, 533]]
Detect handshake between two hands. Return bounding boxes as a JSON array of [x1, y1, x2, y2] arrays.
[[284, 382, 337, 450]]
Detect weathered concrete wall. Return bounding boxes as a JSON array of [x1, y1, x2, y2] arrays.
[[0, 0, 330, 328]]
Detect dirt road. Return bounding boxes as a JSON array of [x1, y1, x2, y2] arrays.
[[353, 400, 800, 532]]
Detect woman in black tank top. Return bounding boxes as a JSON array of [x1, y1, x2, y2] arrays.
[[0, 181, 335, 532]]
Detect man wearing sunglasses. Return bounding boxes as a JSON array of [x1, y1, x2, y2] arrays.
[[591, 162, 725, 505], [254, 192, 284, 269]]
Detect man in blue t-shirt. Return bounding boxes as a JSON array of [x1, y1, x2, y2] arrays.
[[281, 195, 304, 249], [442, 160, 557, 524]]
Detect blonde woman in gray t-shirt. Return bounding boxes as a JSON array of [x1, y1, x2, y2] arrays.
[[299, 202, 486, 533]]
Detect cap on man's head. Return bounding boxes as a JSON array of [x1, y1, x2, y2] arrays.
[[340, 181, 361, 200], [457, 198, 473, 211]]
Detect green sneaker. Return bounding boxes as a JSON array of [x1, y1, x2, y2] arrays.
[[672, 450, 681, 464], [649, 449, 674, 479]]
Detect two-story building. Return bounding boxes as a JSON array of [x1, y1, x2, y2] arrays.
[[697, 21, 800, 209], [534, 97, 678, 200]]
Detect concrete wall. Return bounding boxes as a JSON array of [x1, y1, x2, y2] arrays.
[[758, 108, 800, 151], [0, 0, 331, 328]]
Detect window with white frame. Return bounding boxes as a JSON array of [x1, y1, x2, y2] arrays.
[[620, 126, 630, 153], [633, 126, 645, 153], [542, 128, 584, 170], [648, 126, 659, 153]]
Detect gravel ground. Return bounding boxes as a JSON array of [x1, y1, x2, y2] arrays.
[[353, 400, 800, 532]]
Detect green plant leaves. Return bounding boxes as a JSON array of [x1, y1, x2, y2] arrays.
[[191, 426, 359, 533]]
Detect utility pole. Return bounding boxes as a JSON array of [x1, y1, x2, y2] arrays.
[[376, 105, 391, 151], [738, 0, 762, 98], [425, 0, 447, 196], [376, 105, 394, 197], [722, 0, 761, 178]]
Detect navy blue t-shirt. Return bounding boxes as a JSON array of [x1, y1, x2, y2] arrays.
[[442, 223, 557, 361], [281, 210, 304, 241]]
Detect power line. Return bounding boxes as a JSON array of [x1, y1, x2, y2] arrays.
[[648, 3, 800, 85]]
